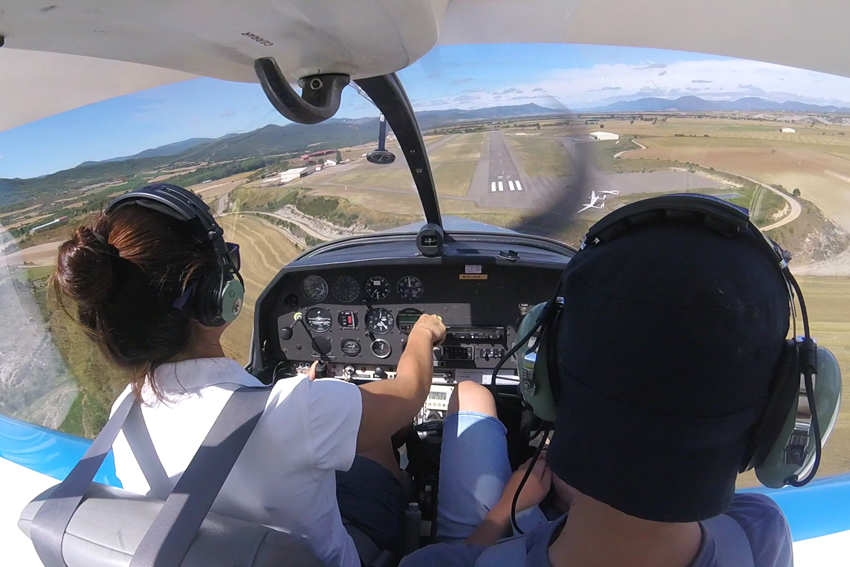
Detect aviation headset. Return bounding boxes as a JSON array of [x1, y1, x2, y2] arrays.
[[512, 193, 842, 489], [105, 183, 245, 327]]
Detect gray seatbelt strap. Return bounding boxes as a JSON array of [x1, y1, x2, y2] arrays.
[[30, 392, 136, 567], [701, 514, 755, 567], [125, 402, 171, 496], [129, 386, 272, 567], [30, 385, 272, 567]]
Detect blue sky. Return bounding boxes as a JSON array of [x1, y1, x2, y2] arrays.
[[3, 43, 850, 179]]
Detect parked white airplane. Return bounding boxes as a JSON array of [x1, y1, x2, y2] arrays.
[[600, 190, 620, 196], [577, 191, 607, 213]]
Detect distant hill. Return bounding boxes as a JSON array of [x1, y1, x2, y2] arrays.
[[177, 119, 382, 162], [79, 138, 216, 166], [417, 103, 566, 129], [588, 96, 850, 113], [0, 103, 567, 209]]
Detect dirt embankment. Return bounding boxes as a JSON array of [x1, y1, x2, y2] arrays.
[[772, 198, 850, 269]]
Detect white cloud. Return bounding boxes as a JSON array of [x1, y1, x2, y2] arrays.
[[520, 59, 850, 108], [408, 58, 850, 112]]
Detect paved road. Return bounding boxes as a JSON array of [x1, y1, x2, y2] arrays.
[[724, 170, 802, 231]]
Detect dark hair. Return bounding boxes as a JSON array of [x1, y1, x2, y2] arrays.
[[52, 206, 220, 401]]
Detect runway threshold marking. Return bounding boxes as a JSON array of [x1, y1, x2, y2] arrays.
[[498, 181, 504, 192], [490, 182, 497, 192], [509, 181, 516, 191], [516, 181, 523, 191]]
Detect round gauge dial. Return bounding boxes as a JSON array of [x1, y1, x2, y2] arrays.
[[341, 338, 361, 357], [305, 307, 332, 333], [365, 276, 391, 301], [302, 275, 329, 302], [366, 307, 394, 334], [397, 276, 424, 301], [371, 339, 392, 359], [331, 275, 360, 303], [396, 308, 423, 335]]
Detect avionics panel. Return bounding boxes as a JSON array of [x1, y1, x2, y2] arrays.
[[265, 261, 563, 377]]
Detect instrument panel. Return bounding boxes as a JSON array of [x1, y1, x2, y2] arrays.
[[264, 261, 565, 381]]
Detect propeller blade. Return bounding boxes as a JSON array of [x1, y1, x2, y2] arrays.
[[506, 99, 599, 241]]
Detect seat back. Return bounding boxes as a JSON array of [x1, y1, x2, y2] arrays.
[[19, 483, 323, 567]]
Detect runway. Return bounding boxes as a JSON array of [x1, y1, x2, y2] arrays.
[[468, 131, 558, 210]]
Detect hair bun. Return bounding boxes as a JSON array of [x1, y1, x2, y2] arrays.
[[54, 225, 118, 308]]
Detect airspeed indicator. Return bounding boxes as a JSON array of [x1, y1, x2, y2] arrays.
[[302, 275, 328, 302]]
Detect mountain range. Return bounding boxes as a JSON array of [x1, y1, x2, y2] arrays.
[[587, 96, 850, 113], [4, 96, 844, 209], [77, 103, 564, 167], [0, 104, 564, 208]]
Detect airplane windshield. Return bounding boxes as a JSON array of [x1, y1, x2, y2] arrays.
[[2, 43, 850, 488]]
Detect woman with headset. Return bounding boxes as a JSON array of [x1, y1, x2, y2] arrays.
[[51, 183, 445, 567]]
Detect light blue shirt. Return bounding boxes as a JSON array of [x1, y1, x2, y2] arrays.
[[400, 494, 793, 567]]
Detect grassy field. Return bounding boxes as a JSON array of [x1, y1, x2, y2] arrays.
[[429, 133, 484, 163], [432, 160, 478, 196], [218, 214, 304, 364], [330, 167, 415, 192], [630, 141, 850, 233], [507, 136, 572, 177], [605, 118, 850, 233], [591, 138, 682, 173], [321, 133, 483, 198], [605, 117, 850, 145], [326, 157, 476, 197]]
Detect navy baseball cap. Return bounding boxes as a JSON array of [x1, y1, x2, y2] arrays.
[[545, 221, 791, 522]]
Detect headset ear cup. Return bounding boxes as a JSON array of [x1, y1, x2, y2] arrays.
[[755, 346, 842, 488], [740, 340, 799, 473], [220, 277, 245, 323], [517, 302, 558, 423], [192, 275, 224, 327]]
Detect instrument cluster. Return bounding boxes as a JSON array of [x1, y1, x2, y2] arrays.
[[302, 274, 425, 303], [291, 273, 430, 362], [266, 259, 564, 378]]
